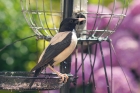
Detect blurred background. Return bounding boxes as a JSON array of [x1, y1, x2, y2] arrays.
[[0, 0, 139, 93]]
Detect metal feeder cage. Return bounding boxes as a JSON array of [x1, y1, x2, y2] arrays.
[[0, 0, 130, 93]]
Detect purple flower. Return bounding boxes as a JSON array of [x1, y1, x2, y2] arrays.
[[91, 38, 119, 68], [95, 44, 118, 68], [128, 14, 140, 35], [129, 0, 140, 16], [120, 1, 140, 35], [87, 4, 111, 30], [118, 14, 132, 30], [71, 53, 100, 86], [42, 89, 59, 93], [94, 67, 138, 93], [108, 2, 122, 11], [110, 30, 140, 74]]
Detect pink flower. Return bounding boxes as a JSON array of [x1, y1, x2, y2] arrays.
[[94, 67, 138, 93], [42, 89, 59, 93], [71, 53, 100, 86], [111, 30, 140, 74], [87, 4, 111, 30], [94, 41, 118, 68], [129, 0, 140, 16]]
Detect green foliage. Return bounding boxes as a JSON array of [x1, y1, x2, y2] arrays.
[[88, 0, 131, 7], [0, 90, 38, 93], [0, 0, 38, 72], [0, 0, 61, 71], [0, 0, 60, 93], [88, 0, 114, 6]]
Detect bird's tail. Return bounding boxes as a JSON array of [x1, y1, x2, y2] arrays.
[[28, 68, 42, 88]]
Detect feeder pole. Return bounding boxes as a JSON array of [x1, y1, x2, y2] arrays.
[[60, 0, 73, 93]]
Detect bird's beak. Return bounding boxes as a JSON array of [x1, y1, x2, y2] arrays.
[[78, 18, 86, 22]]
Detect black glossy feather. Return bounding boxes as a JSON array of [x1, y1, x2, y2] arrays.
[[28, 17, 85, 88], [28, 67, 42, 87], [28, 32, 72, 88], [30, 32, 72, 72]]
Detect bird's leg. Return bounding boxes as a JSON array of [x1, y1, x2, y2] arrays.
[[48, 65, 68, 83], [44, 67, 47, 77]]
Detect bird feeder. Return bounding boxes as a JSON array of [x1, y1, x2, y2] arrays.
[[0, 0, 129, 93]]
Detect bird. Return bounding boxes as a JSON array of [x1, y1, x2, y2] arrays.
[[28, 17, 86, 88]]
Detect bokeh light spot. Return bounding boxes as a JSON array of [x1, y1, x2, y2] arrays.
[[6, 57, 14, 65]]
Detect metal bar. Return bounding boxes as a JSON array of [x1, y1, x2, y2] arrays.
[[111, 40, 133, 93], [28, 0, 42, 36], [62, 0, 73, 19], [60, 57, 72, 93], [81, 41, 86, 93], [20, 0, 42, 36], [74, 46, 78, 93], [98, 0, 116, 38], [113, 0, 129, 31], [99, 42, 110, 93], [49, 0, 58, 34], [91, 0, 101, 36], [60, 1, 73, 93], [108, 39, 113, 93], [88, 43, 98, 90], [36, 0, 50, 36], [76, 54, 87, 73], [42, 0, 54, 36], [87, 41, 96, 90]]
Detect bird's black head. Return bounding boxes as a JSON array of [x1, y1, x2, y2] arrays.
[[59, 17, 85, 32]]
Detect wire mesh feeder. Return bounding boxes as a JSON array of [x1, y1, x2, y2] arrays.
[[0, 0, 129, 92], [0, 71, 73, 90], [20, 0, 62, 40], [20, 0, 129, 42]]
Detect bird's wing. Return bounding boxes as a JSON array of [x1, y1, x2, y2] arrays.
[[30, 32, 72, 72]]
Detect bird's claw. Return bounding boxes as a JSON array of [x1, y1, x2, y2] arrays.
[[58, 73, 69, 83]]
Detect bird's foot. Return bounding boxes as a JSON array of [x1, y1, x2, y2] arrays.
[[58, 73, 69, 83], [47, 65, 69, 83]]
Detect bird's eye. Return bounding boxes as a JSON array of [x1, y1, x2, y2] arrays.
[[69, 20, 73, 23]]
